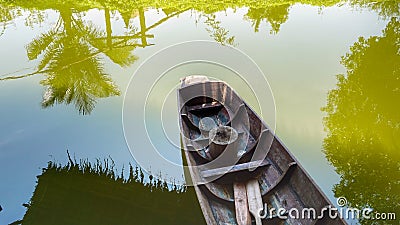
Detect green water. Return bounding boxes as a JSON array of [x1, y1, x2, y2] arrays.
[[0, 0, 398, 224]]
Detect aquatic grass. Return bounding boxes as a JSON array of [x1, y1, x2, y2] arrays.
[[20, 152, 204, 225]]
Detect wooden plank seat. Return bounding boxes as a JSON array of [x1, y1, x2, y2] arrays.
[[201, 159, 271, 178]]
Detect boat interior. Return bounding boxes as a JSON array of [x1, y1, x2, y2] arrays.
[[179, 81, 345, 225]]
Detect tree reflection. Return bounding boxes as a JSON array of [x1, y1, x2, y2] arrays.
[[1, 0, 399, 115], [204, 14, 236, 46], [245, 4, 290, 34], [350, 0, 399, 19], [27, 10, 113, 114], [35, 6, 191, 115], [0, 5, 184, 114], [0, 4, 20, 36], [322, 17, 400, 224], [24, 7, 148, 114]]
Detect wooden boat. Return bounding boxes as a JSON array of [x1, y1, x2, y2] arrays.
[[178, 76, 347, 225]]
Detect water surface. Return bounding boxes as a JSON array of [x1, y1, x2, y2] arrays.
[[0, 0, 398, 224]]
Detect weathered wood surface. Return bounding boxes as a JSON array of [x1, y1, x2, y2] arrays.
[[233, 182, 251, 225], [261, 162, 297, 196], [246, 179, 263, 225], [201, 159, 270, 178]]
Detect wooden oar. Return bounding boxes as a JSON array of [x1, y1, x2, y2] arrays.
[[233, 182, 252, 225], [246, 179, 263, 225]]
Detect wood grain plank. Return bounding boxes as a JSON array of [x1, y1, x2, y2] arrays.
[[246, 179, 263, 225], [233, 182, 251, 225], [201, 159, 270, 178]]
